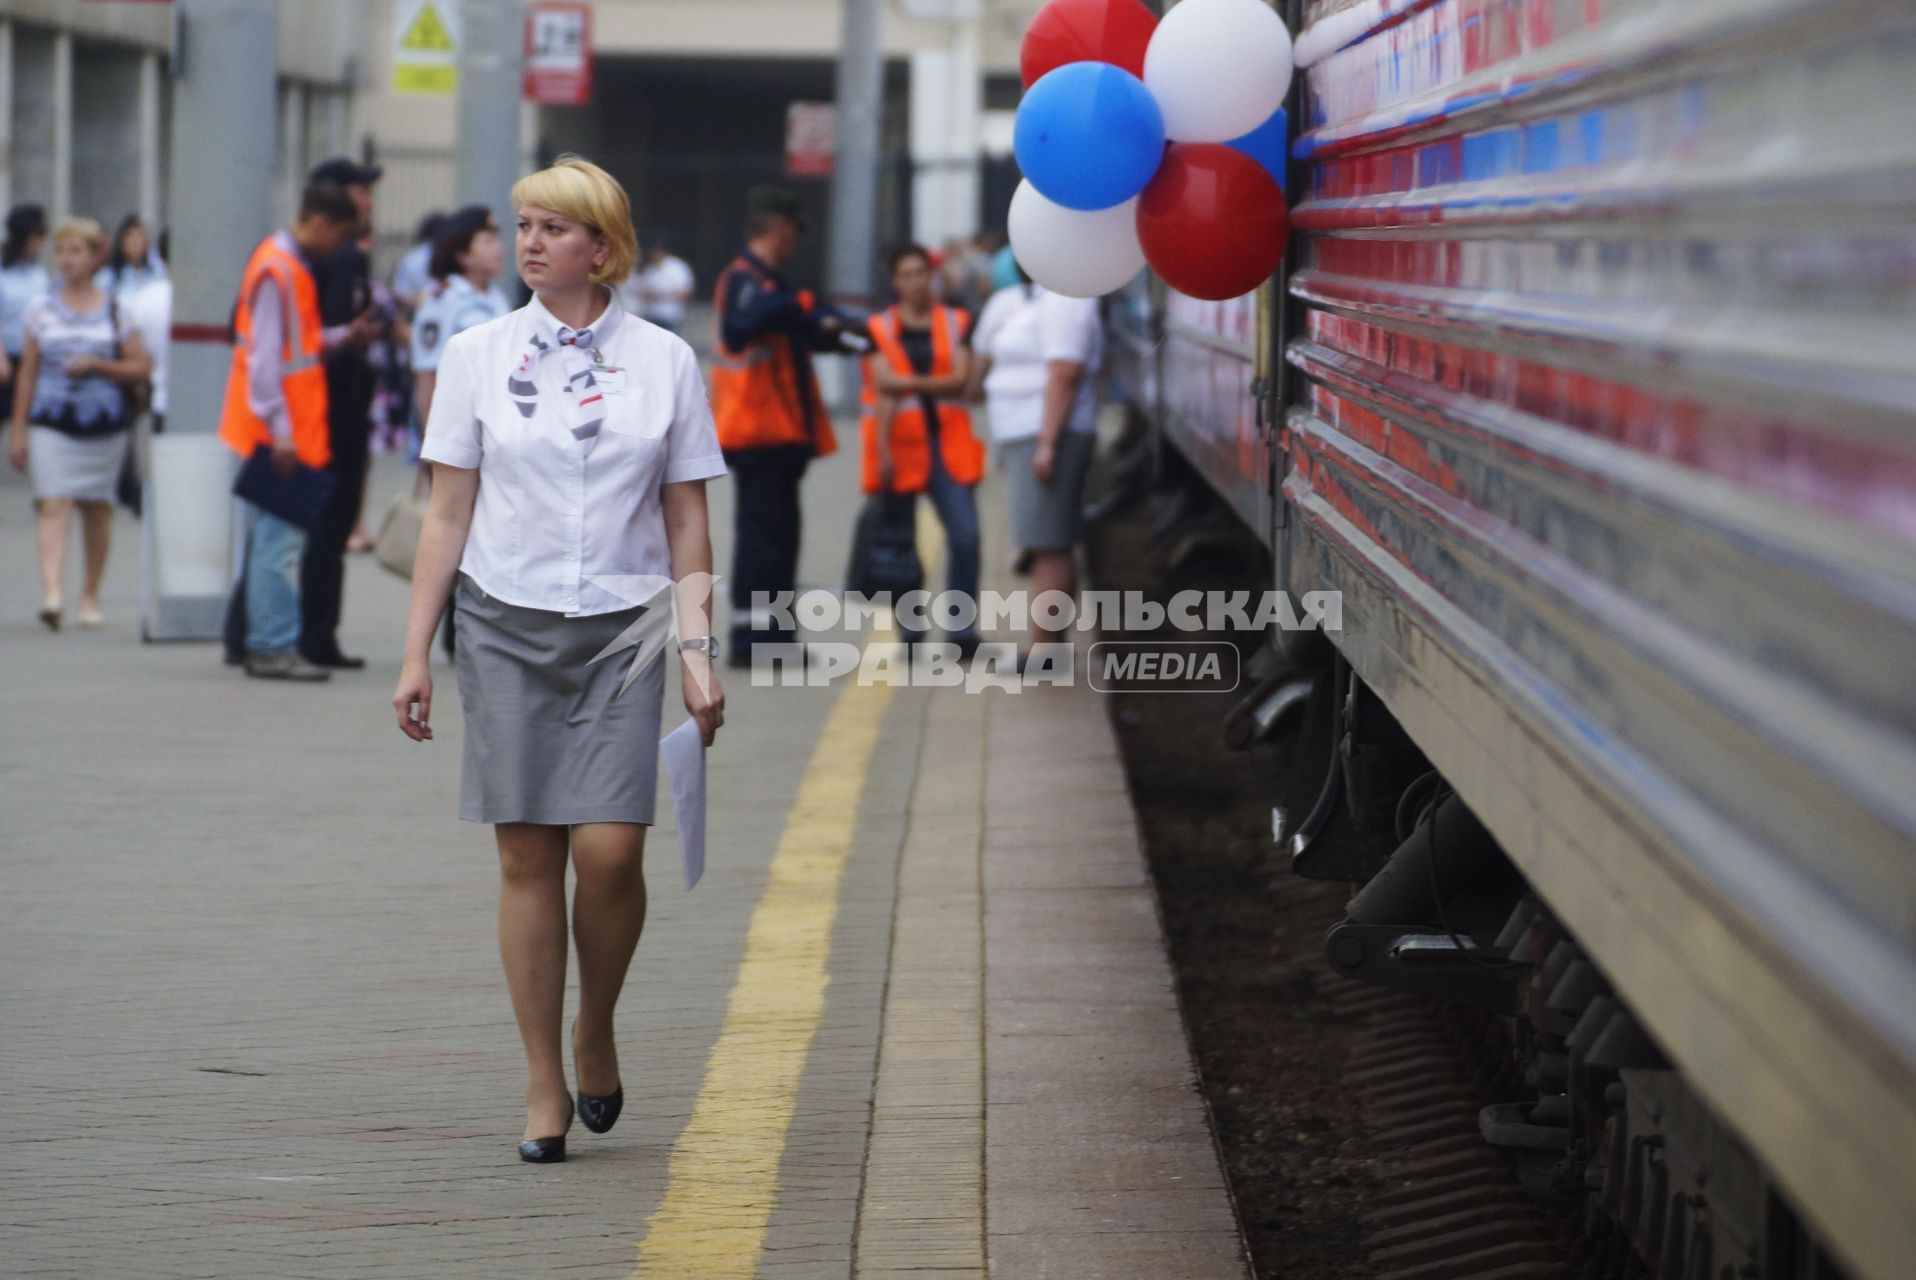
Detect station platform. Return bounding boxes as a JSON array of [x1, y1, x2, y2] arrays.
[[0, 439, 1250, 1278]]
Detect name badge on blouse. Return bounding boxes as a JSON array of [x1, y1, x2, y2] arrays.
[[591, 362, 627, 396]]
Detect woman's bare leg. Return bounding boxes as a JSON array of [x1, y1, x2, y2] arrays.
[[77, 500, 113, 612], [496, 821, 573, 1141], [36, 497, 73, 611], [1028, 548, 1079, 647], [569, 822, 648, 1097]]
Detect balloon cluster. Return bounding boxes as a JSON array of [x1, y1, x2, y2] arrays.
[[1009, 0, 1293, 302]]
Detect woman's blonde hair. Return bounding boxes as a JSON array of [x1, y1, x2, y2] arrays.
[[51, 217, 106, 257], [510, 155, 637, 286]]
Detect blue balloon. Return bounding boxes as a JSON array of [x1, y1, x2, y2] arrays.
[[1015, 61, 1165, 212], [1226, 106, 1288, 193]]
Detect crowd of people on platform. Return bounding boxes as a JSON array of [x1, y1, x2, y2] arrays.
[[0, 152, 1108, 1174], [2, 158, 1104, 680], [712, 205, 1103, 669]]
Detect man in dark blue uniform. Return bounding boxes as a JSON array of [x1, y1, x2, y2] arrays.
[[298, 157, 385, 669], [709, 186, 866, 664]]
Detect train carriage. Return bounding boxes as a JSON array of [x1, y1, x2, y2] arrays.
[[1122, 1, 1916, 1275]]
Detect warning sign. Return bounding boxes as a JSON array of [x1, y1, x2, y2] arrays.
[[785, 102, 838, 177], [524, 3, 593, 107], [393, 0, 461, 97], [400, 4, 455, 51]]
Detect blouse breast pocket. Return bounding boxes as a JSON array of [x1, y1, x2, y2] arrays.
[[599, 375, 671, 443]]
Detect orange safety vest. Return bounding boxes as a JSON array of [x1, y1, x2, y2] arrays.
[[859, 304, 984, 495], [709, 254, 836, 457], [218, 234, 330, 469]]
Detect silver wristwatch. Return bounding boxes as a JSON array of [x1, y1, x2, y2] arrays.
[[679, 636, 720, 661]]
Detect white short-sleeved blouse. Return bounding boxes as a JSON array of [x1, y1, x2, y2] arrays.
[[972, 285, 1103, 443], [419, 291, 728, 617]]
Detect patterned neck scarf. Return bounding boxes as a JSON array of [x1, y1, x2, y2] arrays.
[[507, 289, 622, 446]]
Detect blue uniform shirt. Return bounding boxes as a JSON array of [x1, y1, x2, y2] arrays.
[[412, 275, 511, 373], [1, 261, 50, 357]]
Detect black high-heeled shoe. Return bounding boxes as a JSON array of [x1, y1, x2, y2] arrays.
[[577, 1084, 624, 1135], [518, 1097, 575, 1164]]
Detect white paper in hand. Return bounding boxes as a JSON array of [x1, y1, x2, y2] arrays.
[[660, 718, 707, 890]]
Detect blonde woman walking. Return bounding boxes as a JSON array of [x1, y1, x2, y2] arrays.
[[393, 157, 727, 1164]]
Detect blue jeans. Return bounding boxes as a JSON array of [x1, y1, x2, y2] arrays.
[[246, 504, 307, 656], [920, 445, 981, 635]]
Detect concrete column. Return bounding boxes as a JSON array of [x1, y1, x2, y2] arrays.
[[51, 31, 72, 221], [150, 0, 280, 641], [138, 52, 163, 226], [520, 97, 539, 184], [169, 0, 278, 435], [910, 16, 984, 250], [827, 0, 885, 311], [0, 22, 14, 215], [459, 0, 528, 275], [948, 17, 983, 233], [910, 48, 950, 246], [279, 79, 305, 227]]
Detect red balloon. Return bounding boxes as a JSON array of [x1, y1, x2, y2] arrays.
[[1137, 144, 1289, 302], [1020, 0, 1159, 89]]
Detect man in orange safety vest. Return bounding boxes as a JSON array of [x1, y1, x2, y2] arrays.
[[217, 182, 361, 682]]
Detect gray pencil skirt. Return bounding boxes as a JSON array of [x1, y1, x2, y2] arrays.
[[452, 573, 664, 826], [29, 426, 129, 503], [1000, 431, 1097, 552]]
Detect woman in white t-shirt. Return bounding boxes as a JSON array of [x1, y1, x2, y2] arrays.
[[970, 275, 1103, 658], [620, 243, 695, 333], [392, 157, 727, 1165]]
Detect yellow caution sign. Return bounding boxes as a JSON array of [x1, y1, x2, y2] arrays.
[[392, 0, 461, 97], [399, 3, 455, 52], [394, 63, 458, 96]]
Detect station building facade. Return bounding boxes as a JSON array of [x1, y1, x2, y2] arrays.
[[0, 0, 1034, 289]]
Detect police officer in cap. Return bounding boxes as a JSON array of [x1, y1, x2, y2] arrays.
[[710, 185, 865, 665]]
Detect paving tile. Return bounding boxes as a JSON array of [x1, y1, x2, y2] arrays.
[[976, 616, 1248, 1278], [0, 446, 1245, 1279], [987, 1228, 1249, 1280]]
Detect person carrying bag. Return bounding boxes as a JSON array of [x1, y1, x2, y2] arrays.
[[857, 243, 985, 655], [5, 217, 153, 631], [216, 183, 361, 681]]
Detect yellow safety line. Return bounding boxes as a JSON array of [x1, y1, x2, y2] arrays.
[[635, 675, 895, 1278]]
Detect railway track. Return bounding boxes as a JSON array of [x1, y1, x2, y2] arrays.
[[1098, 498, 1576, 1280], [1097, 476, 1860, 1280], [1335, 985, 1569, 1280]]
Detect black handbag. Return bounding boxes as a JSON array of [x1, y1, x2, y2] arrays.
[[108, 299, 148, 515], [845, 492, 923, 601]]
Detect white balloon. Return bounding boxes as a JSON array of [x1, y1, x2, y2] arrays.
[[1144, 0, 1294, 144], [1007, 181, 1146, 299]]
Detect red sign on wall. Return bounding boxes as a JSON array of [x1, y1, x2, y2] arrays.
[[524, 2, 593, 107], [785, 102, 838, 178]]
